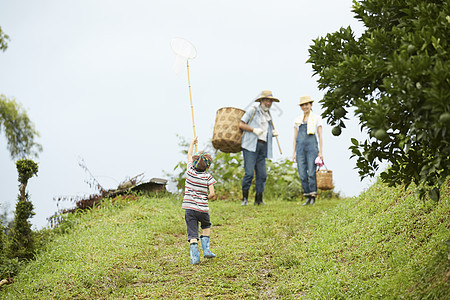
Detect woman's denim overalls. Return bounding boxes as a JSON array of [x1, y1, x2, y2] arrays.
[[295, 122, 318, 195]]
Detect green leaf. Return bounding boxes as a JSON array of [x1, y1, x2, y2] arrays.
[[428, 187, 440, 202]]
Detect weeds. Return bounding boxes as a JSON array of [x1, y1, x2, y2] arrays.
[[0, 179, 448, 299]]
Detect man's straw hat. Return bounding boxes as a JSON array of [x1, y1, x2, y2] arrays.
[[255, 90, 280, 102], [299, 95, 314, 105]]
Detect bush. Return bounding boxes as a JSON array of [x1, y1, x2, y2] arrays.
[[167, 136, 340, 202], [0, 258, 21, 279], [6, 159, 38, 261], [0, 221, 4, 264]]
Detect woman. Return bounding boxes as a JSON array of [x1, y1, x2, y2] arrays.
[[292, 95, 323, 205]]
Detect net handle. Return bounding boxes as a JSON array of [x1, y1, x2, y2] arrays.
[[186, 60, 197, 153]]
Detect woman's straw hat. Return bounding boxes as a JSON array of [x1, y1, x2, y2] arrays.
[[255, 90, 280, 102], [299, 95, 314, 105]]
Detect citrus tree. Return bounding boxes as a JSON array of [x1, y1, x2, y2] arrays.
[[307, 0, 449, 200]]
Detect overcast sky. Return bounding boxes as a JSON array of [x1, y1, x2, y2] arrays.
[[0, 0, 378, 229]]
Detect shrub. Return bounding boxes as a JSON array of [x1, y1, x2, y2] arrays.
[[167, 136, 339, 201], [6, 159, 38, 261]]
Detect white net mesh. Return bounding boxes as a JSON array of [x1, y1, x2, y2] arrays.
[[171, 38, 197, 75]]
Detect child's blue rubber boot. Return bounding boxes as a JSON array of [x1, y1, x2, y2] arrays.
[[200, 235, 216, 258], [190, 242, 200, 265]]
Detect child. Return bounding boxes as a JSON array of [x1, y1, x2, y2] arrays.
[[182, 136, 217, 265]]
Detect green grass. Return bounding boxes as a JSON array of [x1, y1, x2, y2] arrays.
[[1, 180, 449, 299]]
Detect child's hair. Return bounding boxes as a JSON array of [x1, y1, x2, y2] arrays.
[[192, 152, 213, 172]]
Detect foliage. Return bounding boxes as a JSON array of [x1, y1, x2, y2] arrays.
[[50, 159, 122, 227], [5, 160, 39, 261], [165, 136, 244, 198], [307, 0, 450, 201], [6, 193, 36, 261], [0, 27, 42, 160], [16, 159, 38, 186], [0, 214, 18, 279], [265, 158, 303, 200], [0, 203, 11, 226], [0, 95, 42, 159], [50, 159, 155, 228], [166, 143, 245, 199], [0, 26, 9, 52], [209, 151, 244, 199], [164, 135, 190, 193], [166, 136, 293, 200], [0, 180, 448, 298], [0, 258, 21, 280], [0, 222, 4, 263], [167, 135, 339, 201]]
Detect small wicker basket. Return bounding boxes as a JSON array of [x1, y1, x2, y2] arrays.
[[316, 165, 334, 190]]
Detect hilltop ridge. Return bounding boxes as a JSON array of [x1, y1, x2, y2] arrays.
[[1, 180, 448, 299]]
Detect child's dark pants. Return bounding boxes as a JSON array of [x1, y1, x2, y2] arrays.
[[185, 209, 211, 241]]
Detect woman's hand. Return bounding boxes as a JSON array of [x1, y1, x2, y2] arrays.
[[318, 151, 323, 161], [292, 153, 296, 163]]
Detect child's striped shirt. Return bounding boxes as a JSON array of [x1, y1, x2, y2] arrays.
[[182, 162, 217, 212]]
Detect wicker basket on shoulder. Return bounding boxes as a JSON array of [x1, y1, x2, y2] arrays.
[[316, 165, 334, 190], [212, 107, 245, 153]]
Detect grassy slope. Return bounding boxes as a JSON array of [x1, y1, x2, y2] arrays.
[[1, 180, 448, 299]]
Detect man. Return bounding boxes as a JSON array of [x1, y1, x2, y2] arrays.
[[239, 90, 280, 205]]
